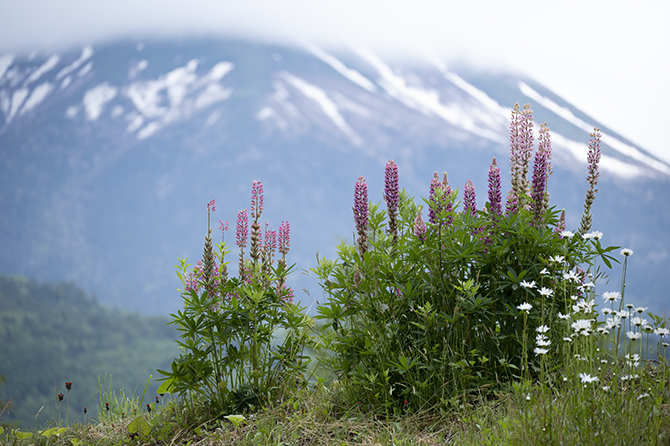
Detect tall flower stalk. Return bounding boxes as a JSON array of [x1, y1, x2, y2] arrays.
[[531, 123, 552, 225], [463, 179, 477, 216], [428, 172, 452, 226], [384, 160, 399, 241], [353, 176, 369, 258], [578, 128, 602, 235], [202, 200, 217, 296], [236, 209, 249, 278], [509, 103, 534, 209], [487, 157, 502, 217], [249, 181, 264, 264]]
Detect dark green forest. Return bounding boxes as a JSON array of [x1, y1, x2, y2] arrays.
[[0, 274, 179, 429]]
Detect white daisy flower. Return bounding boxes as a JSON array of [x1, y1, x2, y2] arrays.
[[620, 248, 633, 257], [602, 291, 621, 303], [548, 255, 565, 264], [563, 270, 581, 283], [631, 317, 648, 327], [534, 347, 549, 356], [579, 373, 599, 383], [539, 287, 553, 297], [606, 316, 621, 329], [571, 319, 593, 333], [517, 302, 532, 312], [626, 354, 640, 367], [536, 336, 551, 347], [519, 280, 536, 289], [560, 230, 574, 238], [536, 325, 550, 333], [634, 306, 647, 314], [626, 331, 642, 341], [655, 327, 670, 337]]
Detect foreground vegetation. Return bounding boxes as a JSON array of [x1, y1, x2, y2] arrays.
[[2, 103, 670, 445]]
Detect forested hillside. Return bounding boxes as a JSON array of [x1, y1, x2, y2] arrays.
[[0, 274, 179, 429]]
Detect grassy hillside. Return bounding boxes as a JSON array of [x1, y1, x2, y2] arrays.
[[0, 274, 179, 429]]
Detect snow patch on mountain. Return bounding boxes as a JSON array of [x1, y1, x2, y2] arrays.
[[78, 62, 93, 77], [432, 59, 509, 125], [24, 54, 60, 85], [256, 106, 288, 130], [0, 55, 13, 81], [5, 88, 28, 123], [56, 46, 93, 81], [306, 44, 377, 93], [519, 82, 670, 176], [129, 60, 148, 79], [83, 83, 118, 121], [358, 49, 505, 143], [124, 59, 234, 139], [20, 82, 54, 115], [281, 71, 362, 145]]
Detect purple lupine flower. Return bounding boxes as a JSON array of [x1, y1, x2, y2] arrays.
[[353, 176, 369, 257], [219, 220, 229, 232], [531, 123, 551, 224], [384, 160, 399, 239], [428, 172, 452, 226], [235, 209, 249, 248], [250, 221, 262, 262], [517, 104, 534, 204], [264, 222, 277, 258], [207, 199, 216, 212], [428, 172, 442, 224], [509, 103, 534, 208], [463, 179, 477, 216], [487, 157, 502, 216], [278, 221, 290, 255], [554, 209, 567, 235], [277, 283, 294, 304], [443, 174, 453, 226], [250, 180, 264, 220], [578, 128, 602, 235], [413, 211, 427, 241], [505, 189, 518, 215], [509, 103, 521, 183]]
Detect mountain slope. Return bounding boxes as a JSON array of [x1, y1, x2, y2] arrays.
[[1, 37, 668, 315], [0, 274, 178, 429]]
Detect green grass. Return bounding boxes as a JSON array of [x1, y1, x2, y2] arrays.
[[2, 361, 668, 446]]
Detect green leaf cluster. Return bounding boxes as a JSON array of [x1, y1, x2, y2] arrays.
[[312, 173, 619, 414]]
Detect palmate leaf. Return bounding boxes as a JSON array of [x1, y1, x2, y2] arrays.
[[128, 415, 152, 437], [41, 427, 68, 437], [156, 376, 176, 395]]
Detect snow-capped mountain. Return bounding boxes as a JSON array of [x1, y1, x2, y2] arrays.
[[1, 37, 668, 314]]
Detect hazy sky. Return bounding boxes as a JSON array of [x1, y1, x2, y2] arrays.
[[1, 0, 668, 163]]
